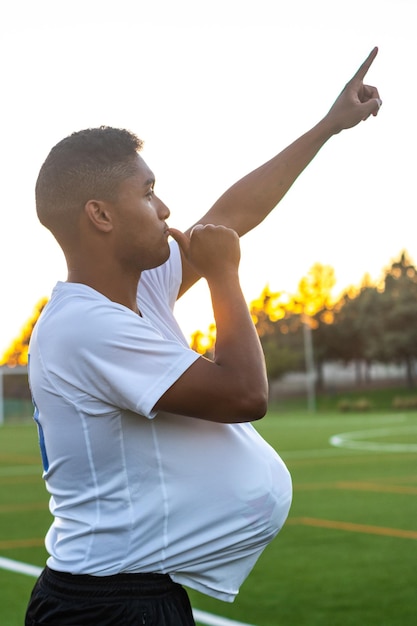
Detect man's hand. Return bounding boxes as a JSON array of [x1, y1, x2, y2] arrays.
[[324, 47, 382, 134], [169, 224, 240, 281]]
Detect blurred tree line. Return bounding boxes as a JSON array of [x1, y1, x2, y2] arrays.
[[2, 252, 417, 390], [191, 250, 417, 389]]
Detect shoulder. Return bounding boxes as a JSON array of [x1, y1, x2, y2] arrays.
[[35, 282, 146, 353]]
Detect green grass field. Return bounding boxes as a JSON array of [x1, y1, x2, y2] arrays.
[[1, 398, 417, 625]]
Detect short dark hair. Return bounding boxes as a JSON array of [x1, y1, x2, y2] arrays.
[[35, 126, 144, 233]]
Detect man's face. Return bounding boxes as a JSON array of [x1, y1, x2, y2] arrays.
[[111, 155, 171, 272]]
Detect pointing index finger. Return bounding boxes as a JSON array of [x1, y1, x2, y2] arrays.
[[352, 47, 378, 82]]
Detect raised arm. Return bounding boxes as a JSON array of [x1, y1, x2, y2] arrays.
[[178, 48, 382, 296]]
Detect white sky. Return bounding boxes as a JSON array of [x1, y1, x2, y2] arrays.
[[1, 0, 416, 354]]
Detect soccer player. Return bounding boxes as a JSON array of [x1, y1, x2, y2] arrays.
[[25, 49, 381, 625]]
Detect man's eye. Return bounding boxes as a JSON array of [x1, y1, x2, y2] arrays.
[[146, 189, 154, 198]]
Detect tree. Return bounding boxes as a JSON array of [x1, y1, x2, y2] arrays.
[[327, 282, 383, 383], [249, 286, 305, 380], [296, 263, 336, 316], [379, 251, 417, 387], [295, 263, 337, 391], [194, 252, 417, 388], [190, 325, 216, 358], [259, 313, 305, 380], [311, 252, 417, 389], [250, 265, 338, 383], [0, 298, 48, 367]]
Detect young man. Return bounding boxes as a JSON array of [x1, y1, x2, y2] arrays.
[[25, 49, 381, 625]]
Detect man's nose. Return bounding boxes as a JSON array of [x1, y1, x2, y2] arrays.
[[157, 198, 170, 220]]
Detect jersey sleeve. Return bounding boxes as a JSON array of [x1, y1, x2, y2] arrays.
[[34, 299, 200, 420]]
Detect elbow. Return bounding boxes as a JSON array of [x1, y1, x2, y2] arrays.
[[231, 385, 269, 422], [244, 390, 269, 421]]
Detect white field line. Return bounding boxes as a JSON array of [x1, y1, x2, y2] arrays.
[[330, 424, 417, 453], [282, 447, 356, 459], [281, 415, 414, 459], [0, 556, 256, 626], [0, 556, 42, 577]]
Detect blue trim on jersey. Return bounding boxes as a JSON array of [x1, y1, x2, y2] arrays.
[[33, 403, 49, 473], [28, 354, 49, 473]]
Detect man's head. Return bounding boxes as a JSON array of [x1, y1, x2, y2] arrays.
[[36, 126, 144, 239]]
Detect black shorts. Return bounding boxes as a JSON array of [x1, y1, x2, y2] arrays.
[[25, 566, 196, 625]]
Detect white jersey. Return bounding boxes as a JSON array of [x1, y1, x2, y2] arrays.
[[28, 241, 292, 602]]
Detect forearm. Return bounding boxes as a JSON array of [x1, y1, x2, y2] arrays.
[[207, 271, 268, 417], [197, 44, 381, 237], [199, 118, 335, 236]]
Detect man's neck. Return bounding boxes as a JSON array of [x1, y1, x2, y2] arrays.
[[67, 267, 141, 314]]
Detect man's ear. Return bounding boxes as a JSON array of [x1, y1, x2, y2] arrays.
[[84, 200, 113, 232]]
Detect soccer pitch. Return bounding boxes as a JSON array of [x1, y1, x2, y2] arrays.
[[1, 409, 416, 626]]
